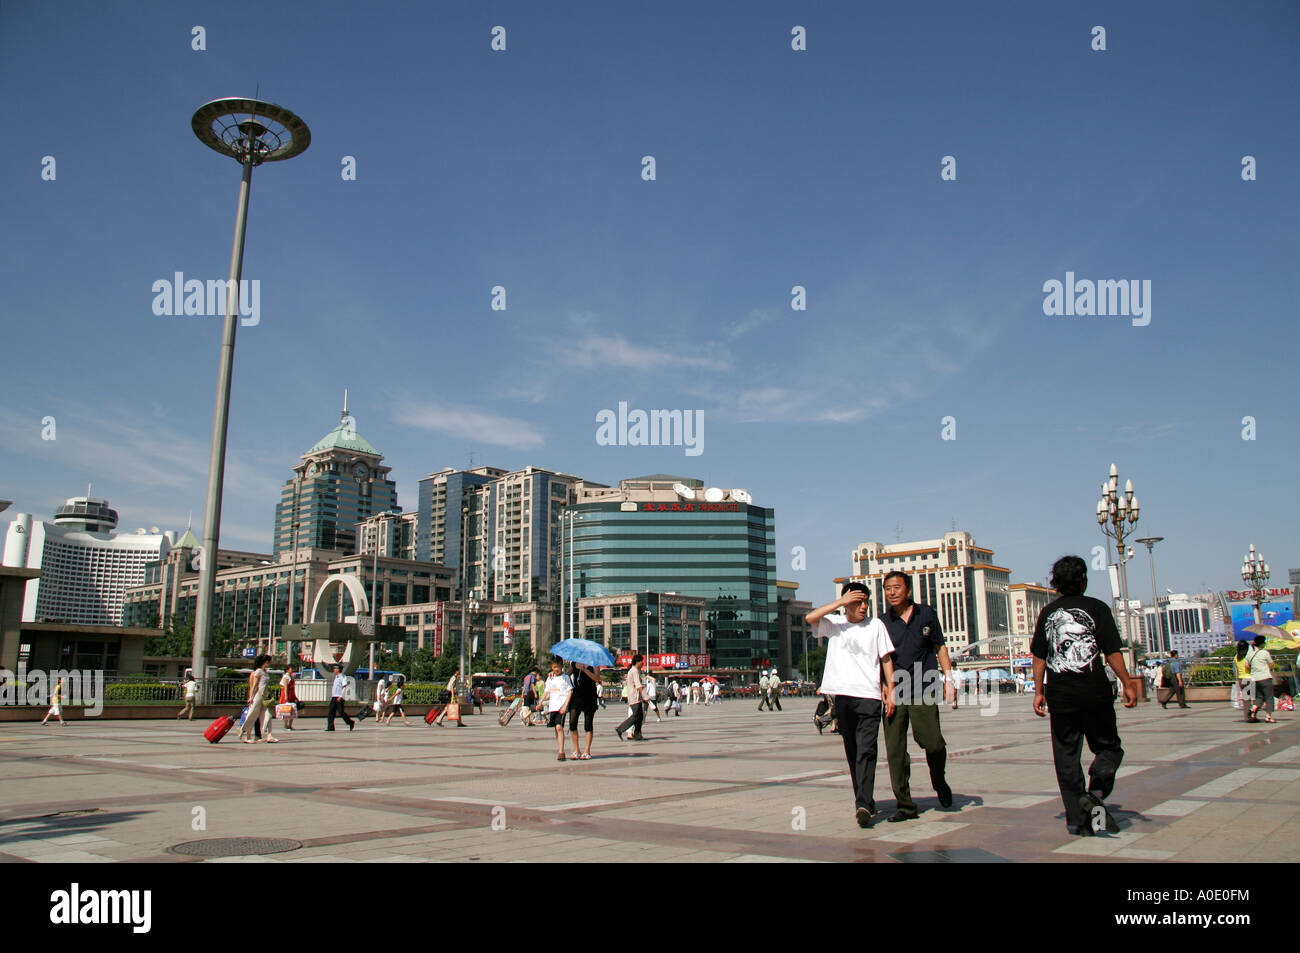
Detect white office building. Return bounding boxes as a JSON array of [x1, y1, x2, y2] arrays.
[[842, 531, 1011, 655], [2, 497, 172, 626]]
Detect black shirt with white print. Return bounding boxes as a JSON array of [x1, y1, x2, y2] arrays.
[[1030, 594, 1122, 709]]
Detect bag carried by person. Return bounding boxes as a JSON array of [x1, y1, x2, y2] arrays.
[[295, 700, 306, 712], [499, 697, 521, 726], [275, 703, 295, 720], [445, 698, 461, 720], [356, 705, 372, 722], [238, 705, 251, 728], [424, 705, 442, 726], [1279, 695, 1295, 712]]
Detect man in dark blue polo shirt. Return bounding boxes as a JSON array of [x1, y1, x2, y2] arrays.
[[879, 571, 956, 822]]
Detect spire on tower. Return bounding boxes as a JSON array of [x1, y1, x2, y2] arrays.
[[342, 388, 349, 420]]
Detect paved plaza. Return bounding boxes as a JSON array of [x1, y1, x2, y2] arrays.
[[0, 698, 1295, 863]]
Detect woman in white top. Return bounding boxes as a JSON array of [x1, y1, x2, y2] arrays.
[[1246, 636, 1276, 723], [239, 655, 277, 743]]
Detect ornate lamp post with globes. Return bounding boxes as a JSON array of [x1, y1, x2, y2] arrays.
[[1241, 545, 1270, 625], [1097, 464, 1141, 677]]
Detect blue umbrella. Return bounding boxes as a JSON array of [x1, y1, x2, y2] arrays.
[[549, 638, 617, 667]]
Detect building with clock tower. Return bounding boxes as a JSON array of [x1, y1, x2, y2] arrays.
[[272, 397, 399, 557]]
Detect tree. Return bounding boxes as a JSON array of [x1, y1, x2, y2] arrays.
[[511, 642, 536, 678], [803, 644, 828, 684]]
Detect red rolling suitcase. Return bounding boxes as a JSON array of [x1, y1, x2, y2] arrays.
[[204, 715, 237, 744], [425, 705, 443, 725]]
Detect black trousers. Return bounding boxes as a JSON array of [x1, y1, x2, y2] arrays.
[[1163, 680, 1187, 707], [1049, 701, 1124, 829], [834, 696, 883, 812], [327, 697, 354, 730], [616, 702, 645, 738]]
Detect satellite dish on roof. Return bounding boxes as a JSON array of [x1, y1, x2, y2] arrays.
[[704, 487, 724, 503], [730, 489, 752, 504], [673, 483, 695, 501]]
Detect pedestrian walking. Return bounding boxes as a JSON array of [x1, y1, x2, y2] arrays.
[[434, 668, 465, 726], [1233, 642, 1252, 717], [878, 570, 956, 822], [521, 667, 540, 726], [239, 655, 277, 744], [327, 664, 355, 732], [614, 654, 649, 741], [1161, 651, 1189, 709], [757, 671, 771, 711], [596, 679, 606, 710], [278, 665, 299, 730], [541, 658, 574, 761], [568, 662, 601, 759], [769, 672, 783, 711], [42, 677, 67, 726], [1031, 555, 1139, 836], [1245, 636, 1276, 723], [176, 673, 198, 721], [494, 683, 505, 708], [384, 675, 410, 726], [805, 583, 897, 828], [646, 672, 663, 723], [710, 681, 720, 705]]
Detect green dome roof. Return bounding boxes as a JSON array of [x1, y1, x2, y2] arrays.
[[307, 415, 380, 456]]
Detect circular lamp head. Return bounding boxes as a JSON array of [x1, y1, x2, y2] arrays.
[[192, 98, 311, 165]]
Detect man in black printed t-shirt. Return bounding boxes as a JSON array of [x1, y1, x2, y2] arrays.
[[1031, 555, 1139, 836]]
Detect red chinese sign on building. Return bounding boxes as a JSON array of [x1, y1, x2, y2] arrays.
[[616, 653, 711, 670], [639, 503, 741, 513]]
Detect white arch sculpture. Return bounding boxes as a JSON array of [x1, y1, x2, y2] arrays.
[[308, 573, 375, 678]]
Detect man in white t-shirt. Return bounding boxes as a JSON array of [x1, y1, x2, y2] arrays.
[[806, 582, 896, 829]]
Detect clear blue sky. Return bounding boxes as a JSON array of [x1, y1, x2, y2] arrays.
[[2, 0, 1296, 606]]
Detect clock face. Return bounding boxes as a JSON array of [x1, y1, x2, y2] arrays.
[[353, 463, 367, 480], [306, 462, 318, 478]]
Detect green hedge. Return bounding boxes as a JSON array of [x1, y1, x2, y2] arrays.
[[104, 682, 180, 702]]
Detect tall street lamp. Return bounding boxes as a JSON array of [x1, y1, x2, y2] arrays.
[[1241, 544, 1270, 625], [369, 508, 401, 677], [1135, 537, 1165, 654], [1097, 464, 1141, 675], [190, 98, 310, 697]]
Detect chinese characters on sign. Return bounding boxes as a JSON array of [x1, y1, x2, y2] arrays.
[[640, 503, 740, 513], [615, 653, 711, 669]]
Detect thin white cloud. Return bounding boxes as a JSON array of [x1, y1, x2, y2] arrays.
[[725, 308, 781, 340], [393, 400, 545, 450], [556, 334, 732, 373]]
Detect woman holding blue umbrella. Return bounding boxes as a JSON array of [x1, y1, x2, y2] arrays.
[[567, 661, 602, 759]]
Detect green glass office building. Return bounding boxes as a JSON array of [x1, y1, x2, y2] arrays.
[[567, 476, 777, 671]]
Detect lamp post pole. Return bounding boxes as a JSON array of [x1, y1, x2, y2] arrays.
[[1136, 537, 1165, 654], [1241, 545, 1270, 625], [189, 99, 309, 701], [1097, 464, 1141, 677]]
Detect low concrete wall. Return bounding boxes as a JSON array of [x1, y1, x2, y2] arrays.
[[0, 705, 471, 722]]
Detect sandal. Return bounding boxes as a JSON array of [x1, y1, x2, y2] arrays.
[[557, 754, 566, 761], [579, 753, 591, 760], [265, 737, 279, 743], [568, 753, 580, 760]]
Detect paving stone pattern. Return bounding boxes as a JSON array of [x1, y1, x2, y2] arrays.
[[0, 699, 1293, 863]]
